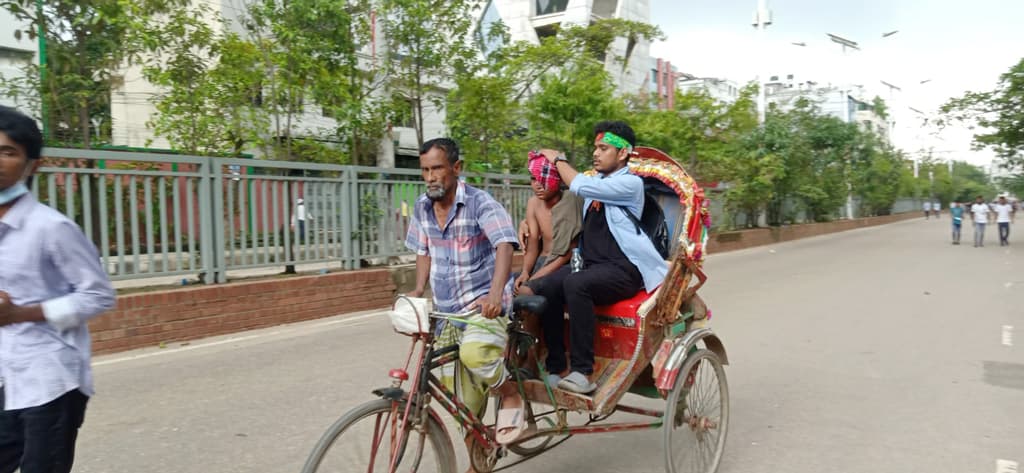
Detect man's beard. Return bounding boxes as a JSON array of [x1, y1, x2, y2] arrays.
[[426, 186, 447, 201]]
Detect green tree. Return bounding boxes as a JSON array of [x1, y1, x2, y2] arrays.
[[380, 0, 478, 148], [242, 0, 330, 161], [445, 21, 522, 171], [941, 58, 1024, 176], [527, 60, 625, 163], [447, 18, 663, 170], [0, 0, 187, 147], [851, 135, 905, 216]]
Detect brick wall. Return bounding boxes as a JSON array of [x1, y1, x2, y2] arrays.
[[91, 270, 396, 354], [707, 212, 918, 254]]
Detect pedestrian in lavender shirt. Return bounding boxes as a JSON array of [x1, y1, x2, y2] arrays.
[[0, 106, 115, 473]]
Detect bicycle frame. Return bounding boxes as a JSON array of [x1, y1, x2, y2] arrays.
[[381, 314, 499, 470]]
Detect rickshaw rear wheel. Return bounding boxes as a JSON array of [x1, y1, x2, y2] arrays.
[[663, 349, 728, 473]]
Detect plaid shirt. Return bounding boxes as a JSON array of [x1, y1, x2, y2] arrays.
[[405, 181, 517, 314]]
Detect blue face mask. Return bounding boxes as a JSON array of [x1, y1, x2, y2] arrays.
[[0, 182, 29, 206]]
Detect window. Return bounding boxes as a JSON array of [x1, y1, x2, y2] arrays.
[[536, 0, 569, 16], [592, 0, 618, 18], [534, 23, 558, 41], [475, 0, 506, 56]]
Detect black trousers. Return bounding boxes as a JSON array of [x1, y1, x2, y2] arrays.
[[999, 222, 1010, 244], [0, 389, 88, 473], [528, 261, 643, 375]]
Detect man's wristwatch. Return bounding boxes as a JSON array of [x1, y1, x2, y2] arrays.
[[554, 154, 569, 164]]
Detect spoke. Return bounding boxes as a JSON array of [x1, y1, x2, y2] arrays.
[[695, 362, 718, 416], [692, 361, 711, 411]]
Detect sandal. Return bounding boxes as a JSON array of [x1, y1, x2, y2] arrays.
[[495, 398, 528, 444]]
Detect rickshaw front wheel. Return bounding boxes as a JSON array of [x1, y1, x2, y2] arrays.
[[300, 399, 457, 473], [663, 349, 729, 473]]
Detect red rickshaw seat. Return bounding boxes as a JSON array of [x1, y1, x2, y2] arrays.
[[593, 289, 655, 359]]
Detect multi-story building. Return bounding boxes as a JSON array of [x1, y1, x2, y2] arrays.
[[765, 75, 890, 141], [648, 58, 679, 109], [677, 74, 740, 104], [484, 0, 654, 95], [0, 9, 39, 112], [109, 0, 446, 167]]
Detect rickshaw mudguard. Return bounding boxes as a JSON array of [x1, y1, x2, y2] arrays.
[[652, 328, 728, 392]]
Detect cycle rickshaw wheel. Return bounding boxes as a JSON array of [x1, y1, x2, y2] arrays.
[[300, 399, 457, 473], [663, 349, 729, 473]]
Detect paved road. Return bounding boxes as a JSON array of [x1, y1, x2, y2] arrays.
[[76, 218, 1023, 473]]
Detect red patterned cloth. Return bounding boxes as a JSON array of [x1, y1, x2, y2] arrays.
[[528, 151, 561, 192]]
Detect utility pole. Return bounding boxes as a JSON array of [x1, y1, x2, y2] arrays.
[[36, 0, 48, 141], [752, 0, 772, 125], [827, 33, 860, 220]]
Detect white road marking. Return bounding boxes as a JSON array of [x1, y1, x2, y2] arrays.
[[996, 459, 1018, 473], [1003, 326, 1014, 347], [94, 311, 385, 366], [1005, 282, 1014, 288]]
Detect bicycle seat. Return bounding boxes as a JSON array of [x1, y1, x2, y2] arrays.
[[512, 295, 547, 315]]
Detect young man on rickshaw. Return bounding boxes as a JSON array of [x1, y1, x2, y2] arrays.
[[403, 138, 530, 462], [513, 151, 583, 294], [525, 121, 669, 394]]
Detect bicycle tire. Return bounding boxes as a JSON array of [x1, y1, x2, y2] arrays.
[[301, 398, 457, 473]]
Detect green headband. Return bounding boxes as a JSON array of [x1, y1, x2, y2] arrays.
[[599, 131, 632, 151]]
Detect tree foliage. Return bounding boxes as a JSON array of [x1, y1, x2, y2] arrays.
[[942, 57, 1024, 175], [0, 0, 187, 147], [379, 0, 478, 148]]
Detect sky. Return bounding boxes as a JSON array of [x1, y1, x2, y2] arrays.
[[649, 0, 1024, 168]]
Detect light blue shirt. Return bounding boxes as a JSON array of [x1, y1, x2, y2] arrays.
[[569, 166, 669, 292], [0, 193, 115, 410]]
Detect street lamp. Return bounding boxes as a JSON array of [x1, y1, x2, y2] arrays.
[[825, 33, 861, 220], [752, 0, 773, 125], [826, 33, 860, 52]]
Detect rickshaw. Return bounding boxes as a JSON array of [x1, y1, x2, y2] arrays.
[[300, 147, 728, 473]]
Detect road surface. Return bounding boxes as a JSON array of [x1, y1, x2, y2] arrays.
[[76, 218, 1023, 473]]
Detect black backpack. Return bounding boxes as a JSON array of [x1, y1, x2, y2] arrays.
[[622, 192, 671, 260]]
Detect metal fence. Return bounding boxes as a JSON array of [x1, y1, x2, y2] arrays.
[[36, 148, 922, 284], [36, 148, 533, 283]]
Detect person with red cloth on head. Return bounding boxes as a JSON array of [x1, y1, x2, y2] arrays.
[[514, 151, 583, 295]]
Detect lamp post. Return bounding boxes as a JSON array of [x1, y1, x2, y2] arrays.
[[752, 0, 772, 125], [825, 33, 860, 219], [36, 0, 48, 141]]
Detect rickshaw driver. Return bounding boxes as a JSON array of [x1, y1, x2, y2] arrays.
[[404, 138, 532, 460], [528, 121, 669, 394]]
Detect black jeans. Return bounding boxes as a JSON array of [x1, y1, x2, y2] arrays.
[[528, 261, 643, 375], [0, 389, 89, 473], [999, 222, 1010, 245]]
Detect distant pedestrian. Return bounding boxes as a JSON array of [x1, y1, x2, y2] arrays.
[[950, 201, 964, 245], [923, 201, 932, 219], [993, 195, 1014, 246], [933, 201, 941, 219], [0, 106, 116, 473], [291, 198, 313, 242], [970, 195, 991, 247]]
